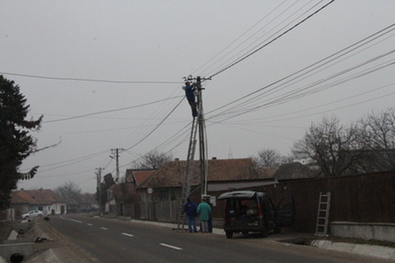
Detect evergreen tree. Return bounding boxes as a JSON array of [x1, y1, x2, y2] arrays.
[[0, 76, 43, 209]]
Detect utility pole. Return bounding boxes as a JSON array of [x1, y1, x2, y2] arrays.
[[111, 148, 124, 183], [195, 76, 208, 196], [177, 75, 210, 230], [95, 167, 104, 215]]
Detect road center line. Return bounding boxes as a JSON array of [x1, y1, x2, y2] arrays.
[[101, 227, 108, 230], [159, 243, 183, 251], [60, 216, 82, 224], [121, 233, 134, 238], [87, 223, 93, 226]]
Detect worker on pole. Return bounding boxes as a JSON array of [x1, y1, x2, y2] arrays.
[[183, 81, 198, 118]]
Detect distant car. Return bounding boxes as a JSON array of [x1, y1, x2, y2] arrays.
[[218, 190, 295, 238], [22, 210, 43, 219]]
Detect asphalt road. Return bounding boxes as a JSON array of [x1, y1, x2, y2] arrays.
[[48, 214, 382, 263]]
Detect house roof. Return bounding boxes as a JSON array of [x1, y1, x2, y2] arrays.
[[12, 189, 66, 205], [11, 191, 38, 204], [272, 162, 315, 179], [208, 178, 278, 192], [125, 169, 155, 185], [139, 158, 262, 189]]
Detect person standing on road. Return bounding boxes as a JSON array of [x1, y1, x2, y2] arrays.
[[197, 197, 211, 233], [183, 198, 198, 233]]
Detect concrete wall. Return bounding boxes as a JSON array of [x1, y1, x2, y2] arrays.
[[331, 221, 395, 242]]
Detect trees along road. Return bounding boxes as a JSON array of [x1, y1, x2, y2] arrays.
[[48, 214, 381, 263]]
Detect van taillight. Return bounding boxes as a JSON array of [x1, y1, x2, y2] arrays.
[[258, 203, 263, 219]]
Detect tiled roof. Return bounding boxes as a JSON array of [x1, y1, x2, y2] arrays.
[[273, 162, 315, 179], [11, 191, 38, 204], [139, 158, 261, 188], [125, 169, 156, 185], [12, 189, 66, 205]]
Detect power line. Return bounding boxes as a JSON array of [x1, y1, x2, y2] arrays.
[[43, 95, 183, 123], [191, 0, 289, 75], [224, 82, 395, 125], [203, 0, 316, 77], [0, 71, 181, 84], [209, 57, 395, 124], [208, 0, 335, 79], [124, 97, 185, 151], [206, 23, 395, 119]]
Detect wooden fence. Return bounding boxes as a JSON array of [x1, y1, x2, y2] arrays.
[[263, 171, 395, 233]]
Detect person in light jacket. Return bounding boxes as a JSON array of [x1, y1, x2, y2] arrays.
[[197, 198, 211, 233]]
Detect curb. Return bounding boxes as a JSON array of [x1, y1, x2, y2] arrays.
[[311, 240, 395, 261]]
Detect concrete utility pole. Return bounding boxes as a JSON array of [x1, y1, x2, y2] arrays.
[[195, 76, 208, 196], [111, 148, 124, 183], [95, 167, 104, 214]]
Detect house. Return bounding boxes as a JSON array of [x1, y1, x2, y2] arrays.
[[104, 169, 155, 216], [136, 157, 278, 222], [272, 162, 315, 179], [65, 193, 98, 213], [125, 169, 155, 187], [11, 189, 67, 218], [78, 193, 98, 212]]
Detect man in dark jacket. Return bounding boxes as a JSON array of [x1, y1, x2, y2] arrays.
[[183, 82, 198, 118], [183, 198, 198, 233]]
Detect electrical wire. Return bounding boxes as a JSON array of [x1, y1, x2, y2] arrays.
[[191, 0, 289, 75], [43, 96, 183, 123], [124, 97, 185, 151], [206, 24, 395, 120], [0, 71, 181, 84], [208, 0, 335, 79], [204, 0, 317, 77], [209, 57, 395, 124]]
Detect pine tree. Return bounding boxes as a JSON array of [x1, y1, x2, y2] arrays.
[[0, 75, 43, 209]]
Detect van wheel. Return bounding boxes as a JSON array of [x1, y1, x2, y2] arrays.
[[225, 231, 233, 239], [274, 227, 281, 233], [242, 231, 248, 236], [260, 226, 269, 237]]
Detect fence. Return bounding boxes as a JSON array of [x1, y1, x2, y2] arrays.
[[130, 171, 395, 234], [263, 171, 395, 233], [139, 200, 178, 222]]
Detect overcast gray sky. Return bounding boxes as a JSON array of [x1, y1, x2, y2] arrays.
[[1, 1, 394, 193]]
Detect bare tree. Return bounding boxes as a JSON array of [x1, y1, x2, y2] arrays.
[[132, 150, 173, 169], [54, 181, 82, 203], [356, 108, 395, 172], [253, 148, 291, 168], [292, 116, 361, 177]]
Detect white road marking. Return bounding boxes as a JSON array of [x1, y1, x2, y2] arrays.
[[159, 243, 183, 250], [87, 223, 93, 226], [121, 233, 134, 238], [101, 227, 108, 230], [60, 216, 82, 223]]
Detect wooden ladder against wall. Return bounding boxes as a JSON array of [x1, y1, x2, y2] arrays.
[[315, 192, 331, 236]]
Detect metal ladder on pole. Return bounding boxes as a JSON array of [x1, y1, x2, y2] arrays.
[[176, 117, 198, 231], [315, 192, 331, 236]]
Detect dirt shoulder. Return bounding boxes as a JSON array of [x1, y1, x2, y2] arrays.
[[19, 218, 97, 263]]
